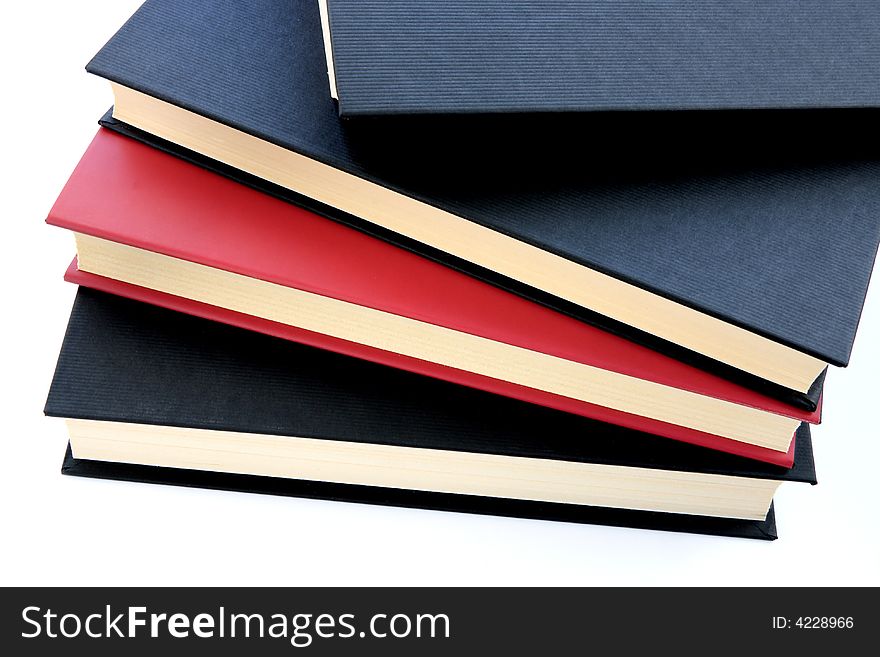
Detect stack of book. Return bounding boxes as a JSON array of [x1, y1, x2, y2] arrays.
[[44, 1, 880, 539]]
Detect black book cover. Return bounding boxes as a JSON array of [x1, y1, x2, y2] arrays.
[[45, 288, 811, 538], [46, 288, 816, 485], [86, 0, 880, 400], [323, 1, 880, 117]]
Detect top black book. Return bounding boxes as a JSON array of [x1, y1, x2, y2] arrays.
[[321, 0, 880, 117], [87, 0, 880, 408]]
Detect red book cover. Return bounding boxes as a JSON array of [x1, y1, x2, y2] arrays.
[[49, 129, 819, 466]]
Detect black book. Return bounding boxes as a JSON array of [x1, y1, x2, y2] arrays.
[[319, 1, 880, 117], [45, 288, 816, 539], [86, 0, 880, 409]]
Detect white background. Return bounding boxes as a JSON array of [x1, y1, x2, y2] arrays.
[[1, 1, 878, 586]]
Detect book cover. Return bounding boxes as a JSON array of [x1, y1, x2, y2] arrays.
[[86, 0, 880, 399], [47, 288, 816, 538], [321, 1, 880, 116]]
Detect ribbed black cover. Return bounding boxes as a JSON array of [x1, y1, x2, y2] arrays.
[[86, 0, 880, 374], [61, 446, 779, 540], [325, 1, 880, 116], [47, 289, 803, 538], [46, 288, 816, 484]]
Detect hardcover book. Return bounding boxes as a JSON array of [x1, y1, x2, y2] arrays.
[[318, 1, 880, 116], [86, 0, 880, 407], [49, 129, 821, 466], [46, 288, 817, 539]]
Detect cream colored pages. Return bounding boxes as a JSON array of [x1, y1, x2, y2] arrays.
[[110, 82, 828, 393], [67, 419, 780, 520], [75, 233, 802, 451]]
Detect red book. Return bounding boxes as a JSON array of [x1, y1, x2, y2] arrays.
[[49, 129, 819, 465]]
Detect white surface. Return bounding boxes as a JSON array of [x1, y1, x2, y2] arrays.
[[1, 1, 878, 586]]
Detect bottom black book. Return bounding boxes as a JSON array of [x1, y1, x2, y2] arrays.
[[46, 288, 815, 539], [62, 445, 779, 540]]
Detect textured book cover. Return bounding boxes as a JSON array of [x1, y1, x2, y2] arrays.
[[47, 288, 816, 539], [49, 128, 819, 465], [321, 1, 880, 116], [87, 0, 880, 395]]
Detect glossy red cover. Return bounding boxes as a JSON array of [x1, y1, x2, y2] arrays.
[[49, 129, 818, 465]]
